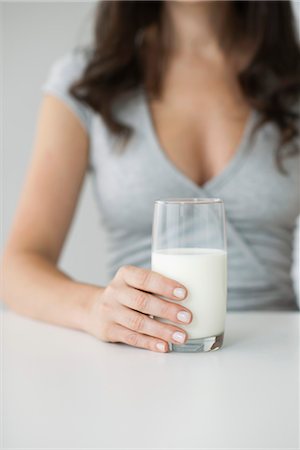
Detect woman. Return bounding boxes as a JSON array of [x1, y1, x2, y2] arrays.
[[2, 1, 300, 353]]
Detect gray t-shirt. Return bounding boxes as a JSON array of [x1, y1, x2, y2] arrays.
[[42, 51, 300, 311]]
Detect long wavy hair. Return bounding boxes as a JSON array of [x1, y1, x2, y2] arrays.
[[70, 1, 300, 169]]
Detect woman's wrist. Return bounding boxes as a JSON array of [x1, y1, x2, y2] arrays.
[[75, 283, 105, 333]]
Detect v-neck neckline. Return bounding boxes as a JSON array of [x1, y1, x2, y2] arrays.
[[139, 87, 257, 194]]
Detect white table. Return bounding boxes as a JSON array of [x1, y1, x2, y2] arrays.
[[2, 310, 299, 449]]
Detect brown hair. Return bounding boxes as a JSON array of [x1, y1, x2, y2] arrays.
[[70, 1, 300, 168]]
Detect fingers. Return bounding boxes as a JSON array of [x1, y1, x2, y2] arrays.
[[115, 286, 192, 325], [116, 265, 187, 301], [98, 265, 190, 353], [107, 323, 169, 353], [114, 305, 188, 346]]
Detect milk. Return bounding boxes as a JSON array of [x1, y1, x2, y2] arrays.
[[151, 248, 227, 339]]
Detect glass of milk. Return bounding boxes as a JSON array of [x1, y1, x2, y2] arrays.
[[151, 198, 227, 353]]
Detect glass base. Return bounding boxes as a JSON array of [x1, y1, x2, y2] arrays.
[[169, 332, 224, 353]]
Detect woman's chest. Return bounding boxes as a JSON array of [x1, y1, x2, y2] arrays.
[[148, 63, 251, 186], [90, 118, 299, 233], [149, 100, 250, 187]]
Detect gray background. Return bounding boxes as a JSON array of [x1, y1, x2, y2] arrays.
[[2, 1, 109, 286], [1, 1, 300, 296]]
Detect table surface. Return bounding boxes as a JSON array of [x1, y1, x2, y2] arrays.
[[2, 310, 299, 449]]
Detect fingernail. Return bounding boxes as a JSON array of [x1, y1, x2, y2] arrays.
[[173, 287, 186, 299], [172, 331, 186, 343], [177, 310, 191, 323], [156, 342, 166, 352]]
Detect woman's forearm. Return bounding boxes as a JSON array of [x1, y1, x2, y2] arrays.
[[1, 251, 104, 331]]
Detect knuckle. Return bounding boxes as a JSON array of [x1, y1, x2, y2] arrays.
[[121, 265, 134, 277], [104, 284, 115, 300], [116, 265, 128, 279], [115, 268, 122, 279], [129, 313, 146, 332], [126, 332, 140, 347], [159, 301, 172, 318], [134, 291, 149, 311], [98, 297, 112, 315], [137, 269, 153, 289]]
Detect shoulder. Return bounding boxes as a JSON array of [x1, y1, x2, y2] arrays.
[[42, 49, 93, 133], [43, 49, 91, 93]]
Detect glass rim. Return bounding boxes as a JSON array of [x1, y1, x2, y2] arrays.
[[154, 197, 223, 205]]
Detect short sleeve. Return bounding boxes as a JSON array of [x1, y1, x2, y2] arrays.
[[42, 51, 92, 133]]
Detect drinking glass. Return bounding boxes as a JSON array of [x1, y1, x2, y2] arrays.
[[151, 198, 227, 353]]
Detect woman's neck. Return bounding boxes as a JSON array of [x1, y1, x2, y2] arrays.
[[162, 1, 230, 57]]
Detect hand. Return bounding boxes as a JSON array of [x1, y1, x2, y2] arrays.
[[84, 265, 192, 353]]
